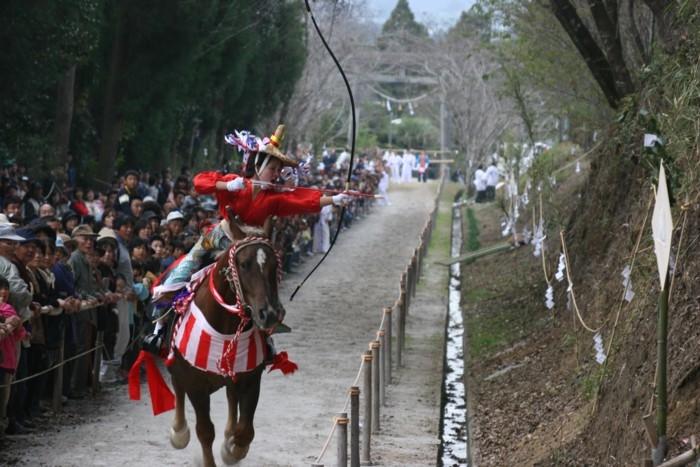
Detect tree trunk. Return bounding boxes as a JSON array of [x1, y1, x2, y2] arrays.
[[643, 0, 678, 53], [97, 7, 127, 180], [53, 65, 76, 170], [588, 0, 635, 96], [549, 0, 623, 108]]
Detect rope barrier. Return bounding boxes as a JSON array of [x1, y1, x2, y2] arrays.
[[560, 231, 601, 334], [313, 357, 364, 464], [312, 175, 442, 464], [586, 190, 654, 413], [0, 343, 105, 389]]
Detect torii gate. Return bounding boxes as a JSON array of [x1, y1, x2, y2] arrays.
[[349, 70, 449, 154]]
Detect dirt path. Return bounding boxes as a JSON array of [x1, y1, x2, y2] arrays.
[[1, 180, 448, 467]]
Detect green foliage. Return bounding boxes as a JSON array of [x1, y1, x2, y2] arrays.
[[0, 0, 103, 167], [381, 0, 428, 38], [480, 0, 613, 145], [448, 5, 492, 43], [466, 207, 481, 252], [0, 0, 307, 182], [528, 142, 578, 186]]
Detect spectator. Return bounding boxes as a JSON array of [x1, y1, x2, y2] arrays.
[[166, 210, 185, 240], [116, 170, 147, 215], [21, 182, 43, 223], [66, 225, 102, 398], [0, 276, 26, 434]]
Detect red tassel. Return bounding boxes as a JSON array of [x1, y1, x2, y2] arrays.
[[267, 351, 298, 375], [128, 350, 176, 416]]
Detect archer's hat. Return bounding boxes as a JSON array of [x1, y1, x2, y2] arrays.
[[259, 125, 298, 167]]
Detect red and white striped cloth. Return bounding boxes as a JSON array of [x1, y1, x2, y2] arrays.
[[169, 300, 265, 376]]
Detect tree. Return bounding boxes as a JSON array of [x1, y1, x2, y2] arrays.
[[548, 0, 681, 109], [381, 0, 429, 38]]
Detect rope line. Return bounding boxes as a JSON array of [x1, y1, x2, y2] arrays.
[[588, 190, 653, 413], [560, 231, 601, 333], [0, 344, 105, 388]]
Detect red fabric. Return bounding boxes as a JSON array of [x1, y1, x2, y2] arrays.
[[193, 171, 322, 226], [267, 351, 298, 375], [128, 350, 175, 416], [71, 200, 90, 217]]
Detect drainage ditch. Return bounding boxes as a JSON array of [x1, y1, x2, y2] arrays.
[[437, 200, 469, 466]]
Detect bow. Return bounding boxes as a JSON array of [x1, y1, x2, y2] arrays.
[[290, 0, 356, 301]]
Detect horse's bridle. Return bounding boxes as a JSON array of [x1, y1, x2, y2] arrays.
[[207, 236, 283, 338]]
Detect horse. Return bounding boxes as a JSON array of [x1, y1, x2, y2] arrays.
[[166, 215, 285, 466]]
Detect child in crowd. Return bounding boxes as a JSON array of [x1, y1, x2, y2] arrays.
[[0, 276, 27, 431]]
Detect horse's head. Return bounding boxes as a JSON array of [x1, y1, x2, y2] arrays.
[[225, 214, 285, 331]]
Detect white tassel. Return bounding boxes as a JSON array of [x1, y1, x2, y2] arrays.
[[555, 253, 566, 282], [545, 284, 554, 309], [593, 333, 606, 364], [621, 265, 635, 303]]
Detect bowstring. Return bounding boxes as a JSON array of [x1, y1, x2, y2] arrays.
[[290, 0, 356, 301]]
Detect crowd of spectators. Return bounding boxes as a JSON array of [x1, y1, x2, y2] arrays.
[[0, 149, 382, 436]]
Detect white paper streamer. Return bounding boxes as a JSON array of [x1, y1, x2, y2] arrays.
[[533, 218, 545, 257], [621, 265, 635, 303], [575, 161, 581, 173], [555, 253, 566, 282], [521, 228, 532, 245], [545, 284, 554, 309], [593, 333, 606, 364]]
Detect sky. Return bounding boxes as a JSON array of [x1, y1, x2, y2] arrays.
[[367, 0, 476, 29]]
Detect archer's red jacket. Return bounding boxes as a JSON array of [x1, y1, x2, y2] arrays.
[[193, 171, 322, 226]]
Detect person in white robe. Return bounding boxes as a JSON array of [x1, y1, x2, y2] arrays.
[[390, 152, 402, 183], [485, 162, 500, 200], [377, 164, 390, 206], [474, 165, 488, 203], [312, 204, 333, 253], [401, 152, 415, 183]]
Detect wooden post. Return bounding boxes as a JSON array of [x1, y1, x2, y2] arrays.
[[350, 386, 360, 467], [361, 351, 372, 465], [52, 326, 66, 412], [402, 269, 411, 314], [337, 412, 348, 467], [370, 341, 380, 434], [91, 330, 104, 395], [384, 308, 392, 384], [377, 330, 385, 406], [653, 273, 670, 466], [397, 294, 405, 367], [412, 252, 419, 293]]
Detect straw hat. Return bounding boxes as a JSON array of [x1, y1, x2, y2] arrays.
[[259, 125, 298, 167]]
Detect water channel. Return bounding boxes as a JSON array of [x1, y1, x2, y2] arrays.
[[437, 202, 469, 466]]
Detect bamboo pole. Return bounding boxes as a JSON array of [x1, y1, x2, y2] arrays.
[[361, 351, 372, 465], [384, 307, 392, 384], [336, 412, 348, 467], [350, 387, 360, 467], [653, 272, 670, 466], [397, 294, 405, 367], [377, 330, 386, 406], [370, 341, 380, 434]]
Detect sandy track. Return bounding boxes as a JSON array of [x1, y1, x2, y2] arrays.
[[3, 181, 446, 467]]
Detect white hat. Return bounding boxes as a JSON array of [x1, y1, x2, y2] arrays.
[[143, 195, 156, 203], [0, 224, 25, 241], [0, 213, 17, 226], [166, 210, 185, 222]]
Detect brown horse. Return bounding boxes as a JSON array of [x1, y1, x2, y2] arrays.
[[167, 216, 285, 466]]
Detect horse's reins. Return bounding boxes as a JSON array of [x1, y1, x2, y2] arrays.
[[208, 235, 283, 339]]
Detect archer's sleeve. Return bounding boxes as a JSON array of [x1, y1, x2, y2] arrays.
[[193, 171, 237, 195], [272, 190, 323, 217]]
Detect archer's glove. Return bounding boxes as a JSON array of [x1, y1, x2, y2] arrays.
[[226, 178, 246, 192], [332, 193, 351, 206]]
